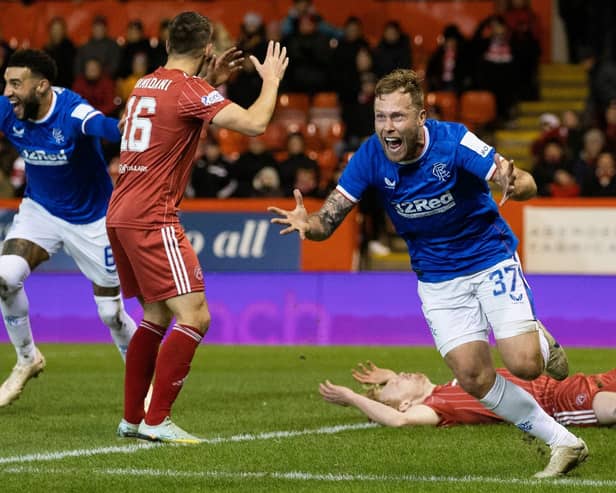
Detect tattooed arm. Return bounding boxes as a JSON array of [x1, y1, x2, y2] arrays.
[[268, 189, 355, 241]]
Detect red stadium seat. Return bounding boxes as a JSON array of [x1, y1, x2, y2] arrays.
[[312, 92, 339, 108], [425, 91, 458, 121], [303, 122, 324, 152], [278, 93, 310, 112], [216, 128, 249, 161], [261, 122, 288, 151], [459, 91, 497, 130], [316, 149, 340, 187]]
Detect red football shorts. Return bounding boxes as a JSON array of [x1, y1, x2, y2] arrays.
[[107, 224, 204, 303]]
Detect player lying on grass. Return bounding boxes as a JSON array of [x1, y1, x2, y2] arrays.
[[320, 361, 616, 428]]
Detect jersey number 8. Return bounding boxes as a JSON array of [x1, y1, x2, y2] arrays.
[[121, 96, 156, 152]]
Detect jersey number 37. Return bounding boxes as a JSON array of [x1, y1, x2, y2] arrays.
[[121, 96, 156, 152]]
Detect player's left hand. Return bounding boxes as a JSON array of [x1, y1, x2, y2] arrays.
[[352, 361, 397, 385], [494, 153, 516, 206], [319, 380, 354, 406], [202, 47, 244, 87]]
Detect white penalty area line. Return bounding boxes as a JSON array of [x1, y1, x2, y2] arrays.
[[4, 466, 616, 489], [0, 422, 378, 466]]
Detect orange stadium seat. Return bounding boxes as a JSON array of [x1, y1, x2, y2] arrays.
[[321, 120, 346, 147], [260, 122, 288, 151], [278, 93, 311, 112], [312, 92, 339, 108], [459, 91, 497, 130], [216, 128, 249, 161], [303, 122, 324, 152], [316, 149, 340, 187], [273, 93, 310, 128], [426, 91, 458, 121]]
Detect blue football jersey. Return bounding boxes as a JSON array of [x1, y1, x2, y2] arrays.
[[337, 119, 518, 282], [0, 87, 113, 224]]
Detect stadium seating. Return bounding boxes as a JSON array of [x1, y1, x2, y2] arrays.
[[260, 121, 288, 152], [459, 91, 497, 130], [425, 91, 458, 121], [316, 149, 340, 187], [216, 128, 249, 160]]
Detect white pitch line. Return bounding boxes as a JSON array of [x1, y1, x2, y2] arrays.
[[0, 422, 378, 465], [4, 466, 616, 489]]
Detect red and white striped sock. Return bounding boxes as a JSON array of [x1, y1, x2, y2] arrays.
[[124, 320, 167, 425], [145, 323, 202, 426]]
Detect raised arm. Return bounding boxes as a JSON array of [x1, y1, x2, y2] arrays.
[[351, 361, 398, 385], [319, 380, 440, 427], [490, 153, 537, 205], [211, 41, 288, 136], [268, 189, 355, 241]]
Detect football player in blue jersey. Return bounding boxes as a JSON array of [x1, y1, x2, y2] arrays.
[[0, 49, 136, 407], [269, 69, 588, 478]]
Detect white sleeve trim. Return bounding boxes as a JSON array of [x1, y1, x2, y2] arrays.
[[80, 110, 103, 135], [485, 162, 497, 181], [335, 184, 359, 203]]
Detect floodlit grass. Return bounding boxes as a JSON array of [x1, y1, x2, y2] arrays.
[[0, 344, 614, 492]]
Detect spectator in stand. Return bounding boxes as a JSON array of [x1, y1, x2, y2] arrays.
[[117, 20, 152, 78], [426, 24, 472, 94], [572, 128, 606, 186], [74, 15, 121, 78], [116, 52, 149, 106], [0, 136, 17, 197], [560, 109, 584, 159], [72, 57, 118, 116], [190, 137, 237, 199], [373, 21, 412, 78], [44, 17, 76, 89], [252, 166, 284, 198], [149, 19, 170, 70], [232, 136, 280, 197], [227, 12, 269, 109], [332, 17, 371, 108], [285, 13, 333, 95], [472, 15, 517, 122], [293, 167, 325, 199], [344, 70, 377, 147], [211, 22, 235, 57], [557, 0, 590, 63], [279, 132, 320, 195], [601, 101, 616, 152], [582, 151, 616, 196], [580, 48, 616, 127], [532, 140, 578, 197], [506, 0, 541, 101], [0, 27, 13, 87], [531, 113, 561, 158], [281, 0, 342, 40]]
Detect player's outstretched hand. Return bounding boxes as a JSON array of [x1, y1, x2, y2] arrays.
[[319, 380, 354, 406], [494, 153, 516, 206], [202, 47, 244, 87], [251, 40, 289, 83], [268, 189, 310, 239], [352, 361, 397, 385]]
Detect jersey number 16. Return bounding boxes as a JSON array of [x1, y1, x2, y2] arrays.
[[121, 96, 156, 152]]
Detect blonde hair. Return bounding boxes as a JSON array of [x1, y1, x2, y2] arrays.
[[375, 69, 424, 111]]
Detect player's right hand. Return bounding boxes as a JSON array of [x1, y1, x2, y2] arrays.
[[250, 40, 289, 83], [352, 361, 397, 385], [268, 189, 310, 239]]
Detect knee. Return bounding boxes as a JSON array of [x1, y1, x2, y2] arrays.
[[507, 354, 543, 381], [456, 367, 496, 398], [95, 295, 123, 328], [0, 255, 30, 300], [195, 308, 211, 335]]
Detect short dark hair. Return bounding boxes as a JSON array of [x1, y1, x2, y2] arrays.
[[7, 49, 58, 83], [168, 11, 212, 57]]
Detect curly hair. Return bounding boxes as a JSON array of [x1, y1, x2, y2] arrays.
[[8, 49, 58, 83]]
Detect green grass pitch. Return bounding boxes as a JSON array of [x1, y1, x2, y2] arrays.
[[0, 344, 614, 492]]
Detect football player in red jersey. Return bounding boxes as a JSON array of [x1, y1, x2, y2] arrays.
[[108, 11, 288, 443], [320, 360, 616, 428]]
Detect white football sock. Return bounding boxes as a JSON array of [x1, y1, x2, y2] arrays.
[[94, 295, 137, 361], [480, 373, 578, 448], [0, 255, 36, 365]]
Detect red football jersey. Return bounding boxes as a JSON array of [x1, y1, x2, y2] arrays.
[[107, 67, 231, 228], [423, 368, 616, 427]]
